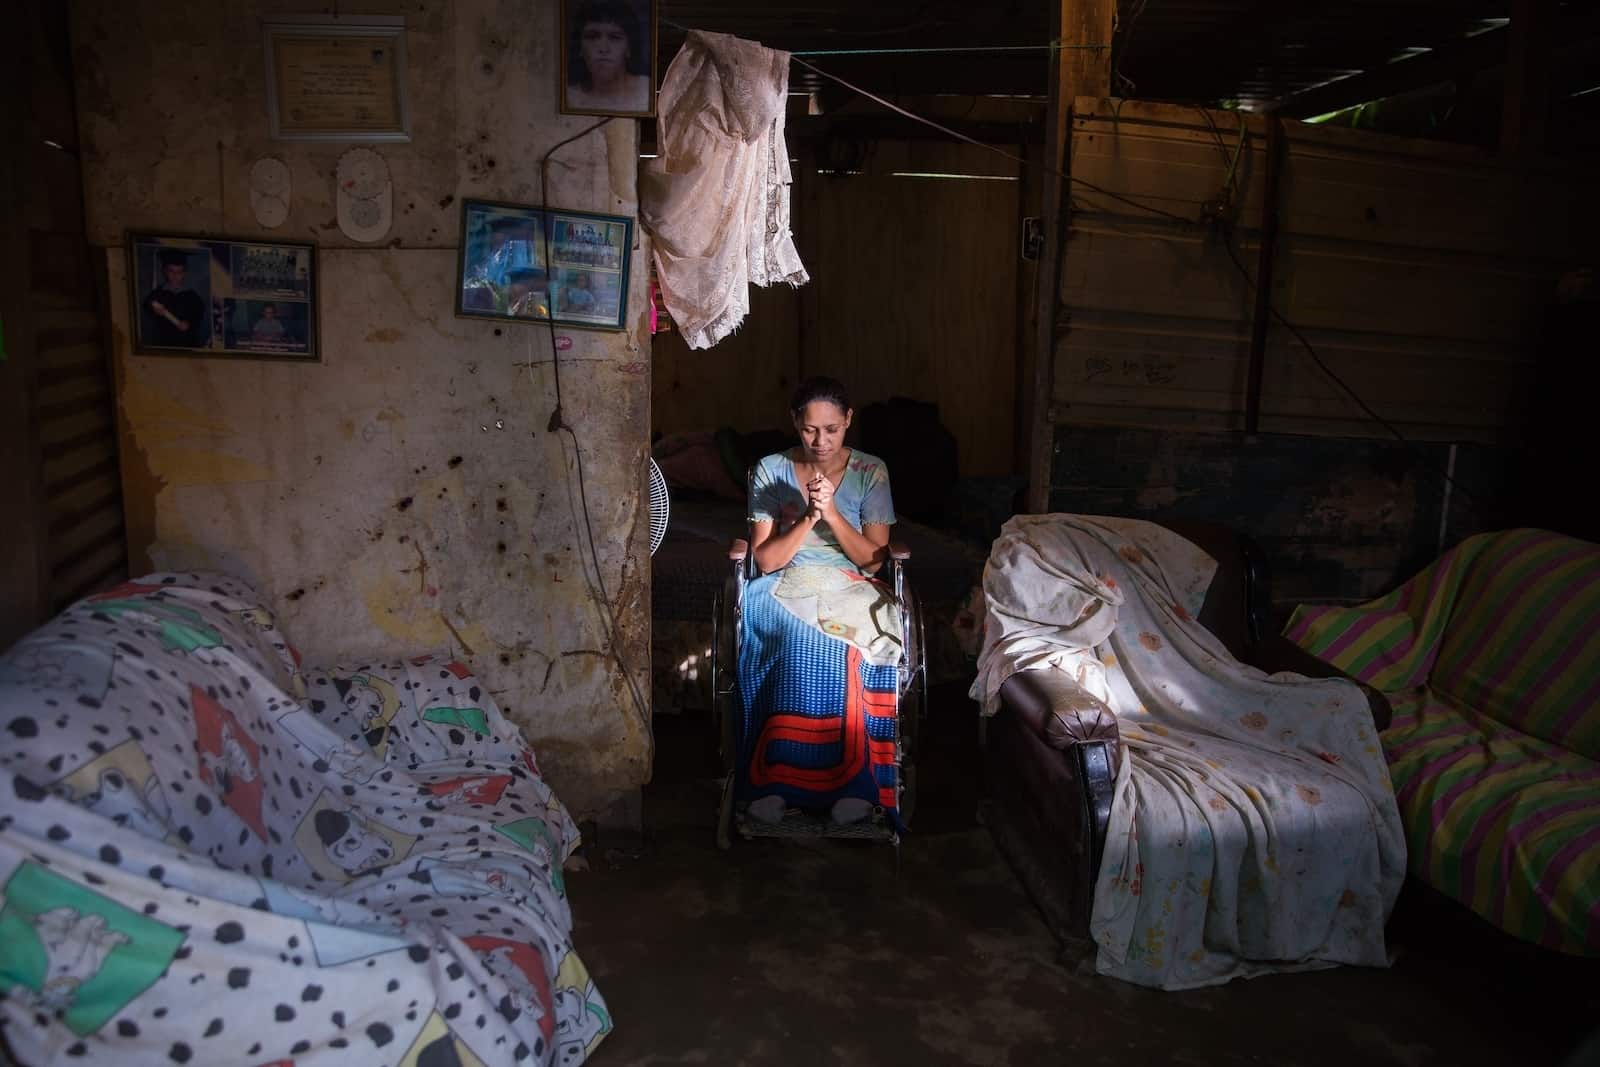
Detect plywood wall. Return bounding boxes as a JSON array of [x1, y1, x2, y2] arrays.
[[651, 282, 802, 437], [651, 141, 1025, 478], [1054, 97, 1596, 441], [1042, 99, 1596, 604]]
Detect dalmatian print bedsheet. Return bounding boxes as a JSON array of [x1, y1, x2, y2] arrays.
[[0, 574, 611, 1065]]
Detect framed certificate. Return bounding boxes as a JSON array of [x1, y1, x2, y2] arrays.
[[264, 16, 411, 142]]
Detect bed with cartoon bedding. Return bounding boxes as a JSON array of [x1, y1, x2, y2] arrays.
[[0, 574, 610, 1066]]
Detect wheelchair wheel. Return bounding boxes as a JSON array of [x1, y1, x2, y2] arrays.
[[897, 664, 923, 828], [711, 582, 739, 849], [896, 594, 927, 828]]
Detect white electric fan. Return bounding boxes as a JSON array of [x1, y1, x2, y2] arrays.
[[648, 458, 670, 555]]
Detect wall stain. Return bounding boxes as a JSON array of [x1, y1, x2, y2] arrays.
[[405, 540, 430, 593], [115, 410, 167, 575], [377, 255, 433, 322], [84, 9, 652, 819]]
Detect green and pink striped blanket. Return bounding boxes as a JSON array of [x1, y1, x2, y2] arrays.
[[1285, 528, 1600, 956]]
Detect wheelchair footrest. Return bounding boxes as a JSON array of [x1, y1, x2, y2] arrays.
[[735, 805, 898, 843]]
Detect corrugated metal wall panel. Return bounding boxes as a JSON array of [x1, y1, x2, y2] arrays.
[[52, 538, 127, 610], [32, 250, 124, 618], [38, 346, 124, 614], [1, 1, 127, 634], [1053, 98, 1595, 444]]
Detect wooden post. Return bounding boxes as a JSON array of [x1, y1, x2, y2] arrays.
[[1244, 115, 1283, 437], [1026, 0, 1115, 513], [1500, 0, 1555, 155]]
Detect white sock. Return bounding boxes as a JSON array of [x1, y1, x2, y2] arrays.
[[748, 795, 786, 823], [830, 797, 872, 824]]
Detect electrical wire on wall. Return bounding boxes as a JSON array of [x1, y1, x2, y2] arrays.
[[525, 116, 651, 727], [1188, 105, 1486, 504], [1111, 0, 1151, 98]]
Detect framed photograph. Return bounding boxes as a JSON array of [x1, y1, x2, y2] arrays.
[[559, 0, 657, 118], [263, 16, 411, 142], [455, 199, 633, 332], [128, 233, 318, 362]]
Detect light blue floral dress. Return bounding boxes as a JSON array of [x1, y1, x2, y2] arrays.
[[734, 449, 906, 817], [748, 449, 896, 573]]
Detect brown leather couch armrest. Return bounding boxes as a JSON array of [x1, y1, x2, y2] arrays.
[[1250, 634, 1393, 732], [728, 538, 749, 561], [887, 541, 910, 560], [998, 669, 1121, 763]]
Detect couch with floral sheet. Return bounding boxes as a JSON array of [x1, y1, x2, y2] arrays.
[[1287, 528, 1600, 956], [0, 573, 611, 1065]]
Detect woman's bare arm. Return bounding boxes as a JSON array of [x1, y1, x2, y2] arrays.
[[750, 514, 819, 574], [827, 514, 890, 573], [810, 478, 889, 573]]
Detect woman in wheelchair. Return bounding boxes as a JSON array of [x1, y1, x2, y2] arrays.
[[734, 377, 908, 830]]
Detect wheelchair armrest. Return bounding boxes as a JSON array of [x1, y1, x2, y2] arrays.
[[727, 538, 749, 562], [888, 541, 910, 561]]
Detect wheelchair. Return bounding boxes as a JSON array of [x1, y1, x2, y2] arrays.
[[710, 516, 926, 852]]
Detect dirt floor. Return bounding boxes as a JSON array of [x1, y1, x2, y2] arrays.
[[567, 684, 1600, 1067]]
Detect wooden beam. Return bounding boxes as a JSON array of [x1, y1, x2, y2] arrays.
[[1244, 115, 1284, 437], [787, 114, 1046, 146], [1272, 10, 1600, 121], [1501, 0, 1556, 154], [1124, 0, 1316, 101], [1270, 28, 1509, 119], [1013, 141, 1040, 478], [1026, 0, 1114, 513]]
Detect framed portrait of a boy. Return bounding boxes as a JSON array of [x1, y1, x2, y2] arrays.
[[559, 0, 657, 118], [127, 233, 319, 361], [455, 199, 633, 332]]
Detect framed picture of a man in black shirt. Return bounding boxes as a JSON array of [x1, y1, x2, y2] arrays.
[[137, 245, 210, 349], [128, 233, 318, 361]]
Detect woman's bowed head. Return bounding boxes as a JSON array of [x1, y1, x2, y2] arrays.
[[565, 0, 652, 114], [750, 376, 895, 577], [792, 377, 852, 519]]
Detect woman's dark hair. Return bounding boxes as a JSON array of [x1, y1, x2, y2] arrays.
[[567, 0, 650, 85], [790, 377, 851, 417]]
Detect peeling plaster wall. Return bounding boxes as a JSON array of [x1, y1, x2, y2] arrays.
[[71, 0, 652, 816]]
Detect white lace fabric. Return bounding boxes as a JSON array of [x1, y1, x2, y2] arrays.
[[641, 30, 809, 350]]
